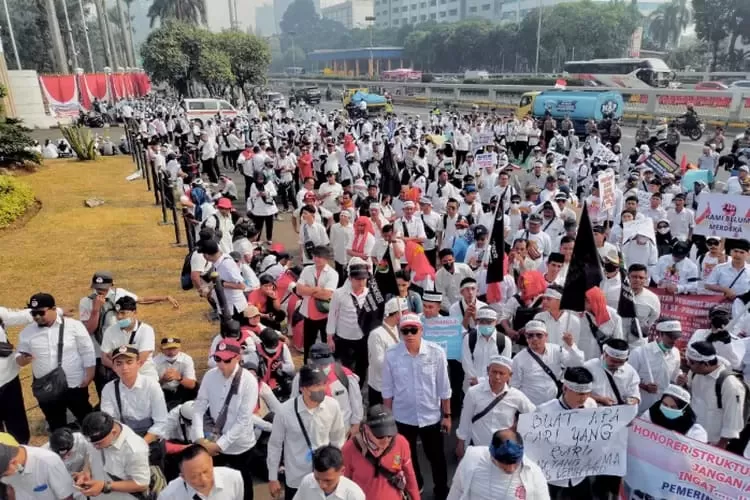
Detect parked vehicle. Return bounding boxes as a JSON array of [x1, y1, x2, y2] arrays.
[[181, 98, 238, 126], [695, 81, 729, 91], [517, 89, 624, 136], [291, 86, 321, 104]]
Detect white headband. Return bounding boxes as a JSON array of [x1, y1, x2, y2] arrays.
[[543, 288, 562, 300], [656, 320, 682, 333], [686, 345, 716, 363], [488, 355, 513, 370], [663, 384, 691, 404], [603, 344, 629, 360], [564, 380, 593, 393]]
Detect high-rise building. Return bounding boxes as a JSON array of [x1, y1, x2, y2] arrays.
[[206, 0, 256, 33], [322, 0, 375, 29], [256, 3, 278, 35]]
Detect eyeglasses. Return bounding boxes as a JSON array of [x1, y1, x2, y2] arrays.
[[30, 309, 47, 317], [525, 332, 545, 339], [707, 241, 720, 247], [213, 355, 235, 364], [400, 327, 420, 336]]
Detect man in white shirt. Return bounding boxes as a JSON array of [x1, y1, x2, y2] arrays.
[[199, 240, 249, 323], [704, 238, 750, 300], [192, 338, 258, 497], [584, 338, 641, 408], [436, 248, 476, 313], [629, 319, 683, 414], [159, 444, 244, 499], [625, 264, 661, 348], [17, 293, 95, 431], [99, 297, 159, 381], [460, 308, 511, 392], [267, 366, 347, 500], [447, 429, 549, 500], [367, 298, 407, 406], [294, 445, 365, 500], [299, 207, 331, 265], [0, 442, 76, 499], [689, 307, 745, 371], [533, 285, 581, 347], [666, 193, 695, 242], [153, 337, 198, 408], [456, 355, 535, 456], [653, 241, 700, 295], [296, 246, 338, 362], [394, 201, 426, 245], [0, 307, 31, 444]]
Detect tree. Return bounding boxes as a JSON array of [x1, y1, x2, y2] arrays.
[[147, 0, 207, 28], [692, 0, 734, 70], [648, 0, 691, 49], [216, 30, 272, 98], [140, 21, 193, 95]]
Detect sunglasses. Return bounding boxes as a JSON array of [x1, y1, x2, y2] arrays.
[[400, 327, 420, 336], [525, 332, 545, 339], [30, 309, 48, 317], [212, 355, 235, 364], [707, 241, 720, 246]]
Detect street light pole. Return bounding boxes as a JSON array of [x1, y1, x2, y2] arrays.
[[2, 0, 21, 69], [365, 15, 376, 78], [534, 0, 542, 74], [289, 30, 296, 68]]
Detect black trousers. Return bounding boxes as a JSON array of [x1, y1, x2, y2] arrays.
[[278, 182, 296, 211], [591, 475, 621, 500], [303, 318, 328, 363], [252, 214, 274, 242], [664, 144, 678, 160], [335, 261, 347, 287], [213, 448, 254, 500], [425, 248, 437, 268], [243, 174, 254, 201], [549, 478, 594, 500], [284, 486, 297, 500], [334, 336, 367, 387], [448, 359, 465, 418], [39, 386, 93, 432], [455, 150, 468, 168], [367, 385, 383, 407], [396, 421, 448, 500], [0, 376, 30, 444], [202, 157, 220, 183]]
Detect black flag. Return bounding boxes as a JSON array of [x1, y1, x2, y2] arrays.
[[486, 200, 505, 304], [617, 252, 644, 339], [375, 244, 399, 299], [560, 202, 603, 312], [379, 141, 401, 198]]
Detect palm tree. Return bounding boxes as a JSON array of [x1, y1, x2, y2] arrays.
[[647, 0, 691, 49], [44, 0, 69, 72], [147, 0, 208, 28]]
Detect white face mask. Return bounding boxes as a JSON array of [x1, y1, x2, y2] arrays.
[[657, 227, 670, 235]]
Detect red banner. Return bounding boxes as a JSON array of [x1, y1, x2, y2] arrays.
[[648, 288, 725, 351], [657, 95, 732, 108], [38, 75, 80, 117]]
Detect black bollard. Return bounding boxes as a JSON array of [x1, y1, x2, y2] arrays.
[[158, 174, 168, 224]]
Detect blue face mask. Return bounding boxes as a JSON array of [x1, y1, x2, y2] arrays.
[[117, 318, 132, 329], [478, 325, 495, 337], [660, 404, 684, 420], [489, 440, 524, 465]]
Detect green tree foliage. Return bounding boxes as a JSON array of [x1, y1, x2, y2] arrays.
[[140, 22, 270, 97], [693, 0, 750, 71], [647, 0, 692, 50], [0, 118, 40, 169], [147, 0, 207, 28]]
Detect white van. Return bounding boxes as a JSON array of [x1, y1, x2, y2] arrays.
[[262, 91, 288, 109], [464, 70, 490, 81], [181, 98, 238, 124]]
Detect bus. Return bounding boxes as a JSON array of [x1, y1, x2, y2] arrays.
[[563, 58, 674, 88]]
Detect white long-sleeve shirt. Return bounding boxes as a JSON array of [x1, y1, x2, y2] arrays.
[[688, 367, 746, 444], [511, 344, 584, 405], [100, 374, 168, 438], [367, 323, 399, 392], [578, 307, 624, 360], [326, 283, 367, 341], [628, 342, 681, 413], [456, 382, 535, 447]]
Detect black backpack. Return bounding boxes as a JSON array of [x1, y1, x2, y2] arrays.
[[180, 251, 194, 290], [467, 330, 507, 361], [512, 295, 544, 331]]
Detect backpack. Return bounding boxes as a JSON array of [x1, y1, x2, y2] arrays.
[[190, 186, 208, 220], [511, 295, 544, 331], [467, 330, 507, 361], [713, 370, 750, 426], [180, 251, 195, 291]]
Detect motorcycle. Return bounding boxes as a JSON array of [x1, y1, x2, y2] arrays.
[[78, 111, 104, 128], [676, 118, 705, 141]]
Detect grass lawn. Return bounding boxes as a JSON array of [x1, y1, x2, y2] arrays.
[[0, 157, 215, 437]]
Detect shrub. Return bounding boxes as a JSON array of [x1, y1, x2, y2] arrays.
[[0, 119, 41, 169], [0, 175, 34, 229], [60, 126, 98, 161]]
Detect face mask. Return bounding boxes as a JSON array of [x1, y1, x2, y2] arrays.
[[657, 341, 670, 353], [478, 325, 495, 337], [657, 227, 670, 235], [456, 229, 467, 237], [489, 440, 524, 465], [443, 263, 454, 272], [660, 404, 684, 420], [264, 346, 278, 354], [511, 203, 520, 209], [309, 389, 326, 403], [117, 318, 132, 329]]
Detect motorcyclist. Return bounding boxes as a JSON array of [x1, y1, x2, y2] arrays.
[[665, 121, 681, 159], [635, 120, 650, 148], [680, 104, 698, 129]]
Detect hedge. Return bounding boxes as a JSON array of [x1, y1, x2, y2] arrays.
[[0, 176, 34, 229]]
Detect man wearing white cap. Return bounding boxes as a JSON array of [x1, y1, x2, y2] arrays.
[[367, 297, 408, 406], [628, 319, 683, 414], [686, 341, 746, 449], [456, 355, 535, 457], [537, 366, 598, 498], [533, 284, 580, 347], [382, 313, 451, 500], [510, 320, 584, 405], [584, 338, 640, 407], [460, 308, 511, 391], [394, 200, 426, 245]]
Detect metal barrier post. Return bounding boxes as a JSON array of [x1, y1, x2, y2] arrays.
[[171, 197, 183, 245], [141, 145, 152, 192], [183, 212, 195, 252], [150, 162, 160, 205], [157, 174, 169, 224]]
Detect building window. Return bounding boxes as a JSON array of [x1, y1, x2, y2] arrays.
[[448, 8, 457, 14], [420, 13, 426, 19], [392, 7, 399, 12], [393, 18, 400, 24], [481, 3, 491, 9], [439, 10, 446, 16], [420, 1, 426, 6], [430, 0, 437, 5], [401, 5, 408, 11], [469, 5, 477, 11], [411, 3, 416, 8], [429, 12, 436, 18]]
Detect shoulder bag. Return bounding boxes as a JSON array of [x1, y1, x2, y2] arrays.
[[526, 348, 563, 397], [31, 318, 69, 405], [602, 369, 625, 405], [203, 368, 243, 441]]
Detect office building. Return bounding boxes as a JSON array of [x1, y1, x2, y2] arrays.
[[322, 0, 375, 29], [255, 3, 278, 35]]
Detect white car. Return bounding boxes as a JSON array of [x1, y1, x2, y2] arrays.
[[181, 98, 238, 125], [728, 80, 750, 90]]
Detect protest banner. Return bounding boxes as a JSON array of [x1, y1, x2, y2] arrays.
[[476, 132, 495, 148], [422, 316, 463, 360], [643, 149, 680, 177], [648, 288, 725, 351], [681, 169, 711, 189], [637, 191, 673, 212], [475, 153, 494, 169], [622, 418, 750, 500], [599, 170, 617, 211], [622, 218, 656, 245], [592, 143, 617, 164], [518, 405, 638, 482], [694, 193, 750, 239]]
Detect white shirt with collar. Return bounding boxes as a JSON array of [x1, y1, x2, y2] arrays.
[[163, 404, 193, 442], [666, 207, 695, 241], [191, 365, 258, 455], [653, 255, 700, 294], [16, 314, 96, 388], [293, 473, 365, 500], [158, 466, 244, 500], [456, 382, 536, 447], [100, 321, 159, 381], [459, 330, 509, 391], [435, 263, 475, 312], [689, 366, 746, 444], [297, 264, 338, 319], [705, 261, 750, 297], [628, 341, 681, 414], [689, 329, 746, 372], [89, 424, 151, 500], [511, 344, 584, 405], [446, 447, 549, 500], [579, 307, 624, 361], [367, 323, 400, 392], [290, 367, 363, 430], [79, 288, 138, 356], [394, 216, 426, 241], [153, 351, 197, 391], [330, 223, 354, 265], [326, 283, 368, 341], [381, 340, 452, 427], [0, 308, 26, 387], [213, 255, 248, 313], [299, 222, 330, 265], [583, 357, 641, 405], [267, 396, 347, 489], [0, 446, 75, 500], [532, 311, 581, 347], [101, 374, 168, 438]]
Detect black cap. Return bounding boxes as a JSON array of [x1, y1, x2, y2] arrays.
[[672, 241, 691, 257], [299, 365, 326, 388], [91, 271, 114, 289], [366, 404, 398, 438], [309, 342, 335, 366], [220, 319, 241, 339], [199, 239, 220, 255], [27, 293, 55, 309], [733, 239, 750, 252], [260, 328, 280, 347], [82, 412, 115, 443], [111, 345, 139, 360], [114, 296, 137, 312]]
